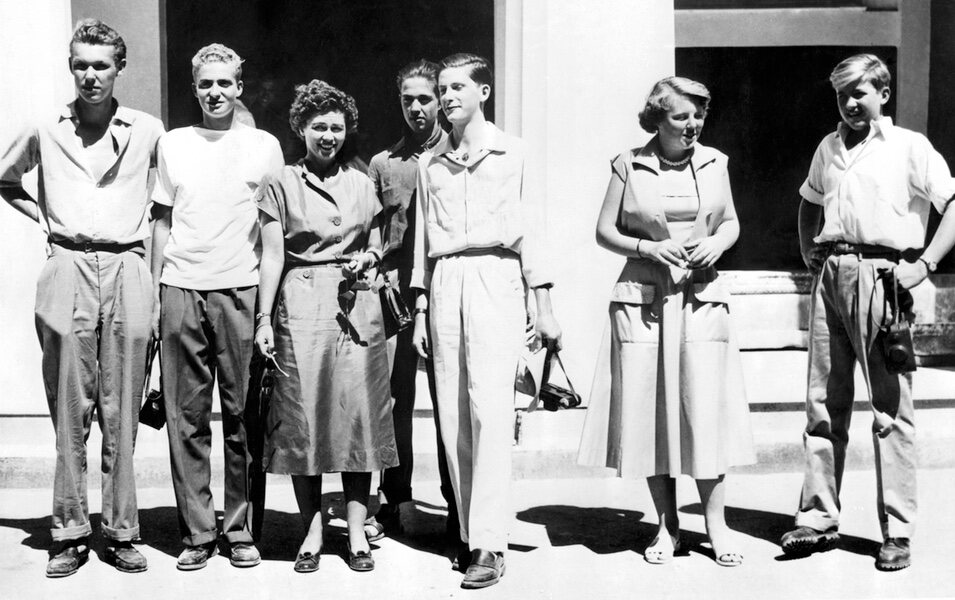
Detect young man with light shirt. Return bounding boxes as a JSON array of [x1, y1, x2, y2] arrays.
[[0, 18, 164, 577], [150, 43, 283, 571], [782, 53, 955, 571]]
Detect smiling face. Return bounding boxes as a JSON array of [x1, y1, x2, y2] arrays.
[[400, 76, 439, 137], [836, 79, 889, 132], [438, 66, 489, 126], [70, 42, 124, 106], [193, 62, 242, 128], [656, 94, 706, 154], [302, 110, 347, 168]]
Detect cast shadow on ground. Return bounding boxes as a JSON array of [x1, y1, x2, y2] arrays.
[[517, 503, 882, 561]]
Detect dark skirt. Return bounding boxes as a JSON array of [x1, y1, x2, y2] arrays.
[[264, 264, 397, 475]]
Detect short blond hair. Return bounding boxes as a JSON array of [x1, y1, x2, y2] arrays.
[[638, 76, 710, 134], [191, 43, 242, 81], [829, 53, 891, 92]]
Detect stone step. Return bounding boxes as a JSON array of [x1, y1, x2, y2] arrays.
[[2, 352, 953, 488]]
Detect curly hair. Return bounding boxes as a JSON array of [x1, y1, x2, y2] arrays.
[[70, 18, 126, 64], [638, 76, 710, 134], [289, 79, 360, 163], [192, 43, 242, 80]]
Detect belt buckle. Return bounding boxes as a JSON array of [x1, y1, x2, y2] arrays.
[[83, 241, 94, 253]]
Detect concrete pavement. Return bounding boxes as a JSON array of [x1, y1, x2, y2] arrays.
[[2, 469, 954, 600]]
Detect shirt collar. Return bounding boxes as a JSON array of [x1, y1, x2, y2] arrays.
[[390, 126, 446, 157], [631, 135, 718, 173], [837, 116, 894, 143], [432, 122, 507, 158], [58, 99, 137, 127]]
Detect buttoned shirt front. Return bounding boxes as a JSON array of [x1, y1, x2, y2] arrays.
[[367, 127, 445, 264], [411, 123, 551, 290], [0, 100, 165, 244], [800, 117, 955, 250]]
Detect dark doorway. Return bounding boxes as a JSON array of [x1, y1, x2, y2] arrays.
[[676, 46, 897, 270], [165, 0, 495, 164]]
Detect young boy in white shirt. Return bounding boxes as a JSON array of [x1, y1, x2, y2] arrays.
[[782, 53, 955, 571], [150, 43, 283, 571]]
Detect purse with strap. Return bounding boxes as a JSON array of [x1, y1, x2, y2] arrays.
[[139, 339, 166, 430]]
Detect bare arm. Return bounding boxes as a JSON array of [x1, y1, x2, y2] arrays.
[[149, 204, 172, 337], [798, 198, 826, 273], [896, 200, 955, 289], [0, 186, 40, 222], [254, 217, 285, 356]]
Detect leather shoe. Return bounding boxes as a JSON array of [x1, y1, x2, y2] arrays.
[[347, 545, 375, 572], [876, 537, 911, 571], [177, 542, 218, 571], [451, 543, 470, 573], [105, 540, 148, 573], [46, 539, 89, 578], [230, 542, 260, 568], [780, 526, 839, 556], [461, 549, 505, 590]]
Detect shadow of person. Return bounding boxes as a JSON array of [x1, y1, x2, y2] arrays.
[[0, 514, 52, 553], [679, 502, 882, 560], [516, 505, 653, 554]]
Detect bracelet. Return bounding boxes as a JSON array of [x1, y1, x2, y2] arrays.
[[255, 312, 271, 322], [413, 308, 428, 316], [636, 239, 643, 258]]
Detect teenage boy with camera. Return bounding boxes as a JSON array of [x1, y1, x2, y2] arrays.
[[782, 53, 955, 571]]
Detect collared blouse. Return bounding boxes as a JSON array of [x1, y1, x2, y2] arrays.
[[256, 162, 382, 267], [0, 100, 165, 244]]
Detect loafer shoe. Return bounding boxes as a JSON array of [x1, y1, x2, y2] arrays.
[[876, 537, 911, 571], [230, 542, 260, 568], [780, 526, 839, 556], [177, 542, 218, 571], [461, 549, 505, 590], [105, 540, 148, 573], [46, 539, 89, 578]]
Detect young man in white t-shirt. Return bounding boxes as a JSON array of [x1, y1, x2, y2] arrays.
[[150, 43, 283, 571]]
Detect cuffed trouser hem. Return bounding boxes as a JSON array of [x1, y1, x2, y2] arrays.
[[223, 531, 255, 544], [183, 530, 219, 547], [794, 513, 839, 534], [102, 524, 140, 542], [50, 523, 93, 542], [881, 520, 916, 540]]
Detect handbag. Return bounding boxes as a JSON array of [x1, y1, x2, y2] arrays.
[[528, 347, 581, 412], [380, 273, 413, 338], [139, 338, 166, 430]]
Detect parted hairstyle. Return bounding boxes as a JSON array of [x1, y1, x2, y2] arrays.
[[192, 43, 243, 80], [70, 18, 126, 64], [638, 76, 711, 134], [396, 59, 439, 92], [830, 53, 891, 92], [289, 79, 360, 163], [438, 53, 493, 88]]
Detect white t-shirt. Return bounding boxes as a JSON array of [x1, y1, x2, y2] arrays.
[[153, 123, 284, 290]]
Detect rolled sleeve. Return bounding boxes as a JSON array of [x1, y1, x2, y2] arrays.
[[410, 158, 432, 290], [0, 124, 40, 187], [255, 172, 285, 224], [799, 142, 827, 205]]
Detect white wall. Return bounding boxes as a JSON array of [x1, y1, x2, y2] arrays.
[[0, 0, 73, 414], [506, 0, 675, 403]]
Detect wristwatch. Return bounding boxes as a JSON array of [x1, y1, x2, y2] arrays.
[[918, 256, 938, 273]]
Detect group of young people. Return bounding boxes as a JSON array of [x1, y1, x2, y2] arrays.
[[0, 15, 951, 590]]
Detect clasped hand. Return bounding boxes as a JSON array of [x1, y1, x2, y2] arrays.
[[644, 236, 725, 269]]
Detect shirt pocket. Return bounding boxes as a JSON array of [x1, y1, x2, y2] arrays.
[[609, 282, 658, 344]]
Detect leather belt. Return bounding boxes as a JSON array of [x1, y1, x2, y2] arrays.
[[50, 238, 144, 254], [824, 241, 918, 262]]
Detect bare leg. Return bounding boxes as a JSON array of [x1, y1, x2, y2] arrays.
[[291, 475, 323, 555], [696, 475, 741, 566], [645, 475, 680, 562], [342, 472, 372, 554]]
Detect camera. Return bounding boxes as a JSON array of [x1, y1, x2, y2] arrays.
[[882, 320, 917, 374]]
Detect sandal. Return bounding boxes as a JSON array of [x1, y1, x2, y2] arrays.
[[363, 517, 386, 542], [294, 551, 320, 573], [644, 535, 681, 565], [715, 551, 743, 567]]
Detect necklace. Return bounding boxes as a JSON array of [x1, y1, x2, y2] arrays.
[[658, 153, 691, 167]]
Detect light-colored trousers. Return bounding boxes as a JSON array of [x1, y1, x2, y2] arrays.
[[35, 245, 153, 542], [429, 251, 526, 552], [161, 285, 256, 546], [796, 254, 917, 539]]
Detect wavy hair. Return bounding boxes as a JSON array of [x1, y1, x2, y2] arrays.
[[289, 79, 360, 163], [638, 76, 710, 134], [71, 18, 126, 63]]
